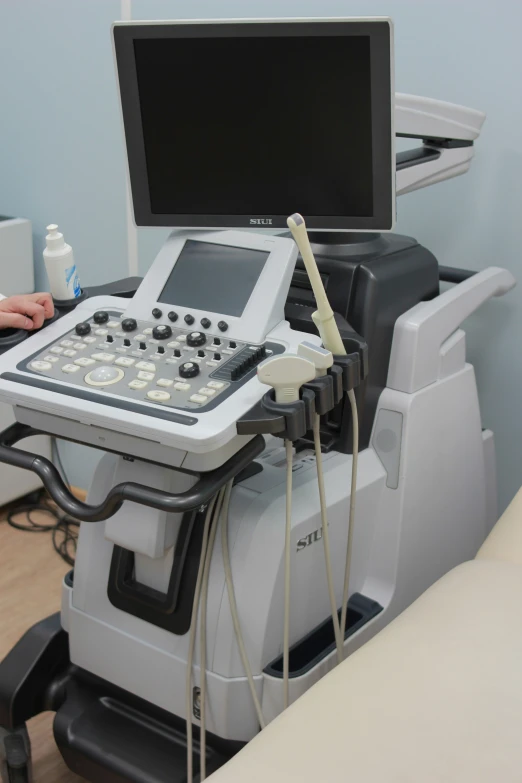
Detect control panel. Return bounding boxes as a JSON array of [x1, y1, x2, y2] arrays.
[[20, 310, 279, 413]]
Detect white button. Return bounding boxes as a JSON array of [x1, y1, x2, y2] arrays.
[[193, 358, 202, 363], [115, 331, 125, 338], [176, 334, 187, 342], [143, 327, 153, 335], [83, 336, 97, 344], [107, 321, 120, 328], [85, 366, 125, 386], [62, 363, 80, 373], [30, 360, 52, 371], [174, 382, 191, 391], [63, 349, 77, 357], [43, 355, 60, 363], [131, 350, 142, 357], [222, 348, 234, 355], [74, 357, 95, 367], [115, 357, 135, 367], [167, 341, 180, 349], [61, 339, 74, 347], [50, 346, 64, 354], [95, 328, 108, 336], [166, 358, 179, 365], [148, 338, 159, 344], [182, 345, 193, 352], [128, 379, 148, 390], [157, 378, 173, 387], [92, 352, 116, 363], [135, 361, 156, 372], [189, 394, 208, 404], [199, 387, 216, 396], [207, 380, 225, 389], [73, 343, 86, 350], [147, 390, 171, 402], [206, 361, 218, 367], [115, 347, 127, 353], [137, 371, 155, 381], [134, 334, 147, 342]]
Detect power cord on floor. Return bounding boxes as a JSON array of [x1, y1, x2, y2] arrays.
[[4, 437, 79, 566], [6, 497, 79, 566]]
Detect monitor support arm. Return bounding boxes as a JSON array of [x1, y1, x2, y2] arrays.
[[395, 93, 486, 196]]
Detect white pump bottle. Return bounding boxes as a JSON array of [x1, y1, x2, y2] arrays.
[[43, 224, 81, 301]]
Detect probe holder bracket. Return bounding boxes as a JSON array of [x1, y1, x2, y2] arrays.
[[237, 388, 316, 441]]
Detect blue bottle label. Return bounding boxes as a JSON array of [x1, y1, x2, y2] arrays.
[[65, 264, 81, 298]]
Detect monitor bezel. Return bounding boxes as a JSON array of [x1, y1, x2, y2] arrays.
[[113, 18, 395, 232]]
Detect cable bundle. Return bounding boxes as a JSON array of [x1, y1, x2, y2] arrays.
[[6, 496, 79, 566]]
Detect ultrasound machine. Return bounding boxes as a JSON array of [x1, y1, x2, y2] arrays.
[[0, 17, 515, 783]]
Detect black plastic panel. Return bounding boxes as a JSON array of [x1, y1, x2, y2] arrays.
[[285, 233, 440, 452]]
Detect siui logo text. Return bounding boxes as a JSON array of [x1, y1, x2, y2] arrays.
[[249, 218, 273, 225], [297, 525, 327, 552]]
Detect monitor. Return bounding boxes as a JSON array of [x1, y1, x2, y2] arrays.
[[113, 18, 394, 232]]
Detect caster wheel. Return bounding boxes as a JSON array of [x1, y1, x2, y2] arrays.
[[0, 726, 32, 783]]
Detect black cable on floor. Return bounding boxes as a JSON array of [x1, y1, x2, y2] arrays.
[[6, 495, 80, 566]]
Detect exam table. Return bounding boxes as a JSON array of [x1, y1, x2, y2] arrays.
[[208, 487, 522, 783]]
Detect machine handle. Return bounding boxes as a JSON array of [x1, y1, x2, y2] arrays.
[[0, 423, 264, 522], [387, 266, 516, 394], [438, 265, 475, 284], [83, 276, 143, 300]]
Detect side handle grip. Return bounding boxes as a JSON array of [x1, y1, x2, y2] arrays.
[[0, 423, 264, 521]]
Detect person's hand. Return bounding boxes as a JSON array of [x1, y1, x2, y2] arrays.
[[0, 293, 54, 331]]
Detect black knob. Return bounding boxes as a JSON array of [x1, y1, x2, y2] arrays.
[[139, 342, 147, 350], [152, 324, 173, 340], [218, 321, 228, 332], [229, 341, 237, 349], [179, 361, 200, 379], [168, 311, 178, 322], [121, 318, 138, 332], [123, 338, 131, 347], [197, 350, 205, 357], [200, 317, 211, 329], [186, 331, 206, 347], [152, 308, 162, 319], [184, 314, 195, 326], [213, 338, 221, 346], [157, 346, 165, 354], [174, 349, 181, 358], [75, 322, 91, 336], [214, 353, 221, 361], [93, 311, 109, 324], [106, 335, 114, 343]]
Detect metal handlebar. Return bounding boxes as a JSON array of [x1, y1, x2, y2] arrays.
[[0, 423, 264, 522]]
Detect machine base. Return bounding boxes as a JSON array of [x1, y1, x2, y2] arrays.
[[0, 615, 240, 783]]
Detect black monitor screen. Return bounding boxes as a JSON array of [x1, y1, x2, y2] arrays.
[[158, 240, 269, 317], [114, 21, 393, 230]]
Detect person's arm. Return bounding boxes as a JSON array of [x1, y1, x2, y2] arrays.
[[0, 293, 54, 330]]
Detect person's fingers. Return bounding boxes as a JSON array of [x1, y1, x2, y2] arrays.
[[0, 312, 33, 330], [19, 301, 46, 329], [29, 292, 54, 319]]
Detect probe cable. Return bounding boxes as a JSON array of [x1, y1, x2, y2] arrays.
[[221, 480, 266, 729], [282, 439, 293, 709], [198, 485, 227, 781], [312, 414, 343, 664], [339, 389, 359, 653], [186, 492, 220, 783]]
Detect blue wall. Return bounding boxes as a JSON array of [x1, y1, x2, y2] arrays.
[[0, 0, 520, 512]]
